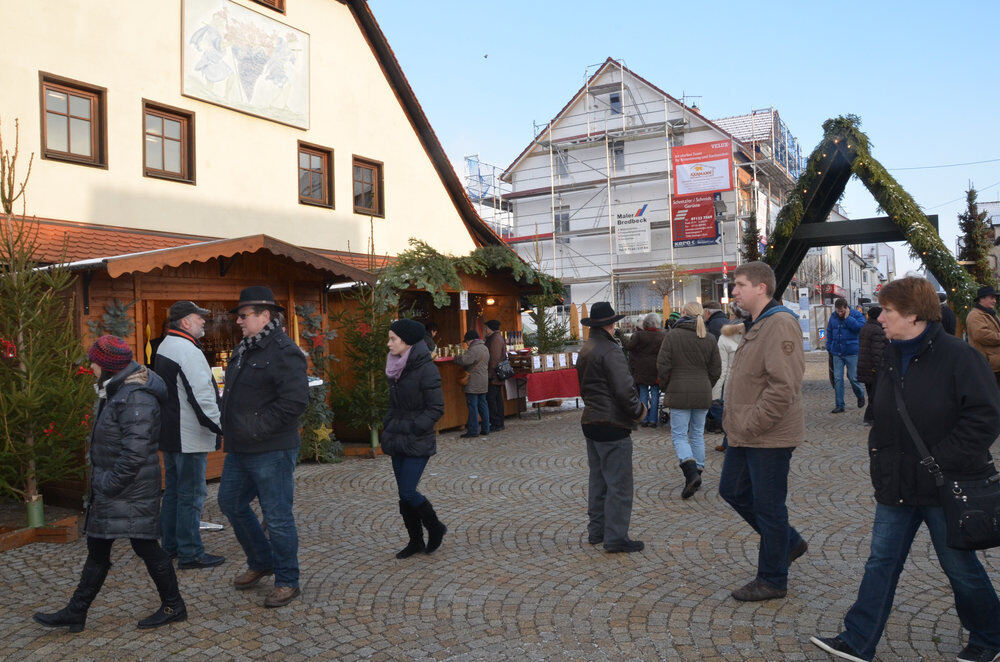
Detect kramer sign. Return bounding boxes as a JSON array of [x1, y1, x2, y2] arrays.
[[672, 140, 733, 197], [615, 203, 651, 254]]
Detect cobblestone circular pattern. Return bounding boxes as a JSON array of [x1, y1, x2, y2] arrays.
[[2, 355, 998, 660]]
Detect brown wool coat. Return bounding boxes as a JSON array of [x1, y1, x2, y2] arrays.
[[966, 306, 1000, 372], [656, 319, 721, 410], [723, 307, 805, 448], [624, 328, 666, 386]]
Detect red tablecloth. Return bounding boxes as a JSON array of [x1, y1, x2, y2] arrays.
[[516, 368, 579, 402]]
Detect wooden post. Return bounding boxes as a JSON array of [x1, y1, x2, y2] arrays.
[[568, 303, 579, 340], [663, 294, 672, 317], [132, 275, 145, 360], [288, 281, 300, 345], [580, 303, 589, 340]]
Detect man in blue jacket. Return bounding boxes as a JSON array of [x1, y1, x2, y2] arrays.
[[825, 298, 866, 414]]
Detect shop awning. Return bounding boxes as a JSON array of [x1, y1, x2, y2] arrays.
[[58, 234, 374, 283]]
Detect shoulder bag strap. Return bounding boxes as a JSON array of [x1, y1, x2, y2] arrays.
[[891, 373, 945, 487]]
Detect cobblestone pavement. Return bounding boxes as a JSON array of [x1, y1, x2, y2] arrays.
[[3, 355, 999, 661]]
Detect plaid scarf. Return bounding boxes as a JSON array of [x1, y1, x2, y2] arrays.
[[234, 319, 280, 367]]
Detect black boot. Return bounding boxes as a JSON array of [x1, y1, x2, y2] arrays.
[[396, 500, 426, 559], [137, 557, 187, 629], [415, 499, 447, 554], [680, 460, 702, 499], [33, 560, 110, 633]]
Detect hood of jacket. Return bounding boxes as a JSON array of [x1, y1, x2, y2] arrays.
[[106, 362, 167, 403], [673, 317, 699, 333], [721, 322, 745, 338]]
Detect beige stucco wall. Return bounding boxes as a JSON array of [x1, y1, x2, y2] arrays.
[[1, 0, 476, 256]]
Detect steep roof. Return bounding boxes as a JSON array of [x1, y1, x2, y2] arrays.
[[346, 1, 502, 248], [501, 57, 751, 181]]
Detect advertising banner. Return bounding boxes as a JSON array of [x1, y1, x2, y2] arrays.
[[671, 195, 717, 248], [615, 203, 651, 254], [672, 140, 733, 197]]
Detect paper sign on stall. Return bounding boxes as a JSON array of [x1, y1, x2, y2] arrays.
[[558, 354, 567, 368], [544, 355, 555, 369], [459, 291, 469, 310], [531, 355, 542, 371], [571, 352, 579, 365]]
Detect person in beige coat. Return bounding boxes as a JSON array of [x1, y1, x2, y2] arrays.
[[454, 330, 491, 438], [965, 285, 1000, 387], [719, 262, 808, 603]]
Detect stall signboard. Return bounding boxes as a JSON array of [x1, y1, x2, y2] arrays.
[[544, 354, 555, 370], [571, 352, 579, 365], [459, 290, 469, 310], [558, 353, 567, 368], [531, 355, 542, 371], [615, 204, 651, 254], [672, 140, 733, 197], [672, 194, 718, 248]]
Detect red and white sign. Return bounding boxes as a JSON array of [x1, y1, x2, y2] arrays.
[[672, 140, 733, 197], [672, 194, 717, 248]]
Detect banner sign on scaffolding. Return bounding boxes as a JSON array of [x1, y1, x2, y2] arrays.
[[672, 140, 733, 197], [615, 203, 651, 254], [671, 194, 718, 247]]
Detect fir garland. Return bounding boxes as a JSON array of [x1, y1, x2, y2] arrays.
[[764, 115, 978, 318]]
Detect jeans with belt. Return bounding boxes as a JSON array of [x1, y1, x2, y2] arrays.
[[218, 448, 300, 588], [838, 503, 1000, 660]]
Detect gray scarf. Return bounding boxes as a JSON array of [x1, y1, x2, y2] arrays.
[[234, 319, 280, 367]]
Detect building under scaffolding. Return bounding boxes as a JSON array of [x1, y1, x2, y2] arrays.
[[497, 58, 804, 313], [464, 154, 514, 238]]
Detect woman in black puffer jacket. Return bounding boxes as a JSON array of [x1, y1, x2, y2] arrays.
[[856, 306, 886, 425], [34, 336, 185, 633], [382, 319, 446, 559]]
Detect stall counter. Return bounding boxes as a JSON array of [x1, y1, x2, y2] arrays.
[[433, 357, 522, 431]]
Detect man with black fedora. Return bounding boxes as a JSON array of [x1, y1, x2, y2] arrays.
[[966, 284, 1000, 387], [217, 286, 309, 608], [577, 301, 647, 553], [154, 300, 225, 570]]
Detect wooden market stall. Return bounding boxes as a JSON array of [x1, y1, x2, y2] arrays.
[[50, 235, 371, 499], [396, 268, 531, 432]]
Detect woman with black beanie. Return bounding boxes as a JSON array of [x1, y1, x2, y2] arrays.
[[34, 335, 186, 632], [382, 319, 447, 558]]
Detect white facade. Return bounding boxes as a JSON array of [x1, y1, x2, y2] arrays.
[[1, 0, 482, 257], [501, 60, 800, 313]]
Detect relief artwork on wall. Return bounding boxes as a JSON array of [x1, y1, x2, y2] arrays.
[[183, 0, 310, 129]]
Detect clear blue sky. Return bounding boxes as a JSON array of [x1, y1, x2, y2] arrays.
[[370, 0, 1000, 273]]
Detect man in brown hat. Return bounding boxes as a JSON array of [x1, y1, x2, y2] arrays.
[[966, 285, 1000, 387], [217, 286, 309, 608], [577, 301, 647, 553]]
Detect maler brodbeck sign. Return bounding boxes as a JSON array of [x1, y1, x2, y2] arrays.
[[672, 140, 733, 197], [615, 204, 651, 254]]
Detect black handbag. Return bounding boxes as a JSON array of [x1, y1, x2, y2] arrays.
[[892, 377, 1000, 551], [495, 358, 515, 381]]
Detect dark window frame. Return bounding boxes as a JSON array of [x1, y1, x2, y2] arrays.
[[142, 100, 196, 184], [38, 72, 108, 169], [352, 155, 384, 217], [250, 0, 286, 13], [298, 141, 334, 209]]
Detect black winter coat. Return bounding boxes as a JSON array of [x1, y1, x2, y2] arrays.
[[578, 328, 644, 430], [656, 319, 721, 410], [706, 311, 728, 339], [86, 363, 167, 540], [856, 319, 887, 385], [222, 328, 309, 454], [624, 328, 665, 386], [381, 341, 444, 457], [868, 323, 1000, 507]]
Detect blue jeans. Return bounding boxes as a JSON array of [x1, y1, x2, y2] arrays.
[[670, 408, 708, 468], [832, 353, 864, 409], [718, 446, 804, 590], [637, 384, 660, 424], [391, 455, 429, 508], [839, 503, 1000, 660], [464, 392, 490, 435], [161, 451, 208, 563], [218, 448, 300, 588]]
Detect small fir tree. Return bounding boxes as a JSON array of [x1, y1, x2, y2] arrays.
[[740, 213, 763, 263], [295, 303, 341, 463], [524, 296, 569, 353], [0, 116, 94, 525], [957, 187, 994, 286]]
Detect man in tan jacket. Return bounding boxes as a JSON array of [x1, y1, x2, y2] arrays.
[[966, 285, 1000, 387], [720, 262, 808, 602]]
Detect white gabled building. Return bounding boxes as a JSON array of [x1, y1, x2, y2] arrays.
[[500, 58, 802, 313]]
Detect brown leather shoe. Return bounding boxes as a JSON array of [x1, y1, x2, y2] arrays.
[[233, 568, 273, 591], [264, 585, 300, 608]]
